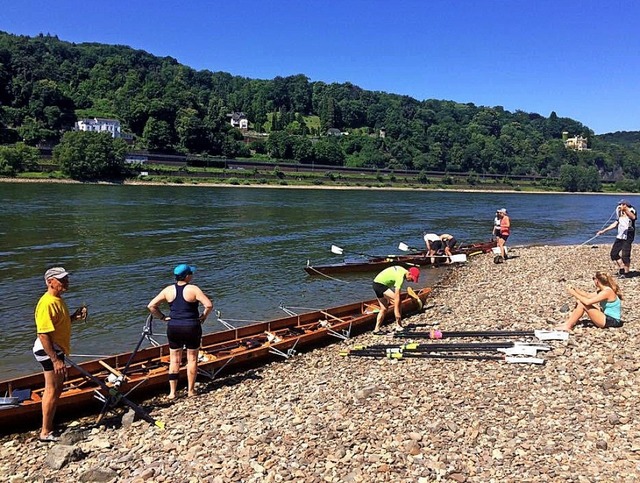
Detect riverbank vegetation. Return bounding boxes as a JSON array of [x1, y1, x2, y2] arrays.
[[1, 31, 639, 192]]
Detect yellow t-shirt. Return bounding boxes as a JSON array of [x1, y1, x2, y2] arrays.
[[34, 292, 71, 354]]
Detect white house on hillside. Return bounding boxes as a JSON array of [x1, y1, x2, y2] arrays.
[[75, 118, 122, 138], [228, 112, 249, 130], [562, 131, 588, 151]]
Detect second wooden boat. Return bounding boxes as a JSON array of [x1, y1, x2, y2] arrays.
[[305, 240, 496, 275]]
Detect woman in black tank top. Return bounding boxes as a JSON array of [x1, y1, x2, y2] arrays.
[[147, 264, 213, 399]]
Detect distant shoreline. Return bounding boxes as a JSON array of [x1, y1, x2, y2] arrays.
[[0, 176, 629, 196]]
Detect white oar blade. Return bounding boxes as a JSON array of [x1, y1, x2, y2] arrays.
[[505, 356, 545, 364], [398, 242, 410, 252], [534, 330, 569, 341], [498, 346, 538, 356], [513, 342, 552, 351], [450, 254, 467, 263], [330, 245, 344, 255]]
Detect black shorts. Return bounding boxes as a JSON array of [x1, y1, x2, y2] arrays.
[[611, 238, 632, 265], [604, 315, 623, 328], [444, 237, 456, 249], [36, 351, 65, 372], [373, 282, 390, 299], [167, 323, 202, 350], [429, 240, 443, 252], [498, 234, 509, 242]]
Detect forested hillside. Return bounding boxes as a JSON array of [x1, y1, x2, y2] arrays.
[[1, 31, 640, 190]]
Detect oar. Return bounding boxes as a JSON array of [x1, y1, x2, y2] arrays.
[[395, 329, 569, 341], [349, 341, 551, 351], [65, 356, 165, 429], [398, 242, 422, 252], [330, 245, 379, 258], [344, 341, 548, 356], [406, 287, 423, 310], [342, 351, 544, 364]]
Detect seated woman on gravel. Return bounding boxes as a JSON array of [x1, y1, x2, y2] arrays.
[[558, 271, 623, 331]]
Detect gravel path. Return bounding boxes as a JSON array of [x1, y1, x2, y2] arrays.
[[2, 244, 639, 482]]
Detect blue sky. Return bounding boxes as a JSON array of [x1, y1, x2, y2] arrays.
[[2, 0, 639, 134]]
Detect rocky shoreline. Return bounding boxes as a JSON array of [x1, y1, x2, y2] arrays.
[[2, 244, 640, 482]]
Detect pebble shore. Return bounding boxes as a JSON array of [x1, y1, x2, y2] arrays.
[[2, 244, 640, 482]]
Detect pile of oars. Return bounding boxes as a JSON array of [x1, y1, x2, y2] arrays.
[[341, 340, 550, 364], [393, 328, 569, 341]]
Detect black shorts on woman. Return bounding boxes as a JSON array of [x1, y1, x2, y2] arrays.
[[167, 320, 202, 350], [604, 315, 623, 328]]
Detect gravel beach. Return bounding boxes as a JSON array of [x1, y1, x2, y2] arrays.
[[2, 244, 639, 482]]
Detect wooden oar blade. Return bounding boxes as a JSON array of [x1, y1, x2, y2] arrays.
[[407, 287, 423, 310]]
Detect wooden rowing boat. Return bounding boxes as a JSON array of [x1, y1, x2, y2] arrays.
[[0, 288, 431, 433], [305, 240, 496, 275]]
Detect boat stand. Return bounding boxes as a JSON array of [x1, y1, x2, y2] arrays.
[[279, 303, 353, 341], [326, 323, 352, 341], [197, 356, 237, 380], [269, 338, 300, 359]]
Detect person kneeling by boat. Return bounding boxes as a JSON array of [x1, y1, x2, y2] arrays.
[[557, 271, 623, 331], [372, 266, 420, 333], [147, 264, 213, 399]]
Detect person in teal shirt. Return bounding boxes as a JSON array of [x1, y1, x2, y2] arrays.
[[558, 271, 623, 331], [372, 266, 420, 333]]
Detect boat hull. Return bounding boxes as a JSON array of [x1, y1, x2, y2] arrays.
[[305, 241, 496, 275], [0, 288, 431, 433]]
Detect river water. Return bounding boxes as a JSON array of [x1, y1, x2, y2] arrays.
[[0, 183, 632, 378]]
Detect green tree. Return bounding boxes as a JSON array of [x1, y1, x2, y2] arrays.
[[0, 142, 40, 175], [142, 117, 175, 151], [266, 131, 294, 159], [54, 131, 127, 180], [313, 138, 344, 165], [559, 164, 601, 192]]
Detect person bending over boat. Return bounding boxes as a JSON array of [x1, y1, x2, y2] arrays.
[[147, 264, 213, 399], [372, 266, 420, 333], [33, 267, 88, 442], [424, 233, 456, 264], [557, 271, 623, 331], [424, 233, 442, 264], [439, 234, 457, 263]]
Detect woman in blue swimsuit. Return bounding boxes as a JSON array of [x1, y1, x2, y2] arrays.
[[558, 271, 622, 331]]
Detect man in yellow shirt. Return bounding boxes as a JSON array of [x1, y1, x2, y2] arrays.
[[372, 266, 420, 333], [33, 267, 87, 442]]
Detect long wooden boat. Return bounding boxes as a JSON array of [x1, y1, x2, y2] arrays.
[[0, 288, 431, 434], [305, 240, 496, 275]]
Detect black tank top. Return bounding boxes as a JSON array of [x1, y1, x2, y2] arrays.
[[169, 283, 199, 324]]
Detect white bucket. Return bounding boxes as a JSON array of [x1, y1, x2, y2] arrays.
[[492, 247, 508, 255]]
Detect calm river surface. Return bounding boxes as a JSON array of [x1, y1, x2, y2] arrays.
[[0, 182, 633, 378]]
